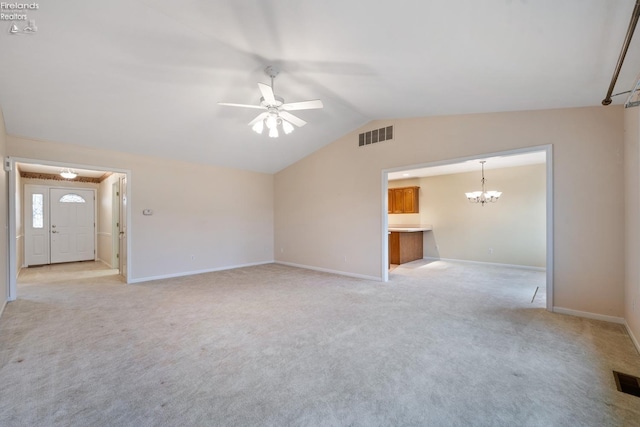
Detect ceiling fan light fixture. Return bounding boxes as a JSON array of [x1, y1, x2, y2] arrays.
[[219, 66, 322, 139], [282, 119, 294, 135], [266, 114, 278, 130], [252, 120, 264, 134]]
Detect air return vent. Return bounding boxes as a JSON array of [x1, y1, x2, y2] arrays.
[[358, 126, 393, 147], [613, 371, 640, 397]]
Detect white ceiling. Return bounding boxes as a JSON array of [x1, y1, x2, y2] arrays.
[[1, 1, 639, 174], [387, 151, 546, 181]]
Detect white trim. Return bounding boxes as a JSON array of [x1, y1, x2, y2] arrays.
[[381, 144, 554, 311], [97, 232, 111, 236], [276, 261, 381, 281], [625, 321, 640, 355], [422, 257, 546, 272], [8, 158, 16, 301], [95, 258, 114, 269], [546, 145, 554, 311], [553, 306, 625, 324], [0, 299, 6, 319], [127, 261, 274, 284]]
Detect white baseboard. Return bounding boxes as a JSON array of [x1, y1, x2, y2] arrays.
[[128, 261, 274, 284], [553, 306, 625, 324], [624, 321, 640, 355], [96, 258, 115, 269], [275, 261, 381, 281], [423, 257, 546, 272], [0, 299, 7, 319]]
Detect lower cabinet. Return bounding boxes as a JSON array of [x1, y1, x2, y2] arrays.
[[389, 231, 424, 265]]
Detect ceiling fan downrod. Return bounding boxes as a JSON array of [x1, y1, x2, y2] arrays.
[[265, 65, 279, 93]]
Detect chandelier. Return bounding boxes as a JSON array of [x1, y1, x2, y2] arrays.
[[465, 161, 502, 206], [251, 110, 295, 138]]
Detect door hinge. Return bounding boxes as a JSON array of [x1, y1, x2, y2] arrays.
[[116, 253, 119, 259]]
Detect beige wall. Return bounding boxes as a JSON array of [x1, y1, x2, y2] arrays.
[[275, 106, 625, 317], [7, 136, 275, 281], [390, 164, 546, 268], [0, 109, 7, 314], [624, 107, 640, 348]]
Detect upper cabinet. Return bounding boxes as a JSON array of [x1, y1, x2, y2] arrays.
[[388, 186, 419, 214]]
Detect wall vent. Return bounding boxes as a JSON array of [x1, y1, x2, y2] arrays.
[[359, 126, 393, 147]]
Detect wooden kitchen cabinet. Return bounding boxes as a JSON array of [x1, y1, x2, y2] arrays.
[[389, 231, 424, 264], [388, 186, 419, 213]]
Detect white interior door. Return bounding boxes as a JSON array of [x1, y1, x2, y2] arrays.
[[119, 176, 128, 278], [50, 188, 95, 264], [112, 181, 120, 269]]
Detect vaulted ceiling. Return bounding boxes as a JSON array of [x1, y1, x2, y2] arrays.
[[1, 0, 639, 173]]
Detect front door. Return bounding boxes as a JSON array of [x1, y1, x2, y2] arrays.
[[49, 188, 95, 264]]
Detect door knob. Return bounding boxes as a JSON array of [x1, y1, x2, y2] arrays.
[[51, 230, 58, 233], [52, 225, 56, 228]]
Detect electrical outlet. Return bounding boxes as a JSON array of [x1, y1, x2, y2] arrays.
[[344, 255, 347, 263], [488, 248, 493, 255], [280, 247, 284, 253], [190, 255, 195, 261]]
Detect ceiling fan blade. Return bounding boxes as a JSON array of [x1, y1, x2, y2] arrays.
[[281, 100, 324, 111], [218, 102, 266, 110], [280, 111, 307, 127], [258, 83, 276, 104], [248, 112, 268, 126]]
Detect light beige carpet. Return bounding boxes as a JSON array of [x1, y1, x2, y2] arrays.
[[0, 260, 639, 426]]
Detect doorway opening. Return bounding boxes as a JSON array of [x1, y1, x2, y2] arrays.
[[381, 145, 553, 311], [7, 158, 131, 301]]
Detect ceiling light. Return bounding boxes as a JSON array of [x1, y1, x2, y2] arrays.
[[266, 114, 278, 130], [253, 112, 295, 138], [282, 120, 294, 135], [465, 161, 502, 206], [60, 168, 77, 179], [252, 120, 264, 134]]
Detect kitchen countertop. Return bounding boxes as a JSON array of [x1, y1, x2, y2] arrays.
[[388, 224, 433, 232]]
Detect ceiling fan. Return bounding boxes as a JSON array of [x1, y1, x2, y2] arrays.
[[218, 66, 323, 138]]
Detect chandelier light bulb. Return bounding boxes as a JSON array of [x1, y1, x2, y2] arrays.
[[269, 127, 278, 138]]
